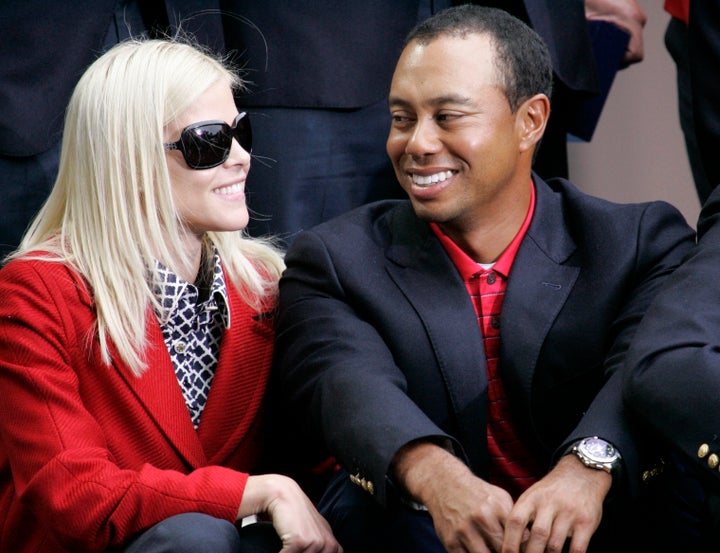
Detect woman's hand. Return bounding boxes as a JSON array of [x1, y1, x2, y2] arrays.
[[240, 474, 343, 552]]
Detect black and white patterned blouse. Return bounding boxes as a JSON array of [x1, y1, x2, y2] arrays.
[[153, 250, 230, 429]]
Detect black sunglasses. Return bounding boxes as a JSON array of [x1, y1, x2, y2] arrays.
[[164, 112, 252, 169]]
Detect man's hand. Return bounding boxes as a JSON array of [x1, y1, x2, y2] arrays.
[[501, 454, 612, 553], [392, 441, 514, 552], [585, 0, 647, 67]]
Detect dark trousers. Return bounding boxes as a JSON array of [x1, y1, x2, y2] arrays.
[[318, 469, 445, 553], [122, 513, 282, 553], [319, 466, 705, 553]]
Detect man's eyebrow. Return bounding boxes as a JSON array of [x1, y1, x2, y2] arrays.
[[388, 94, 476, 109], [388, 97, 412, 109]]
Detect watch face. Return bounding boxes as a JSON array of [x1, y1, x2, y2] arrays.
[[581, 438, 618, 462]]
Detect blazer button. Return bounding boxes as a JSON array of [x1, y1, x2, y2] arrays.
[[174, 341, 188, 354], [708, 453, 719, 469], [698, 443, 710, 459]]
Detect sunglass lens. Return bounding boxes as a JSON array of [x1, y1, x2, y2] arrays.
[[183, 123, 231, 169], [234, 114, 252, 153]]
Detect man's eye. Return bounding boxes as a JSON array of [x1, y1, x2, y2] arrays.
[[392, 114, 414, 123]]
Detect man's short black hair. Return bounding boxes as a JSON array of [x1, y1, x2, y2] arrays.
[[405, 4, 553, 111]]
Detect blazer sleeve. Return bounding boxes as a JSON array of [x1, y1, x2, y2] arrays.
[[623, 218, 720, 489], [564, 200, 695, 495], [274, 229, 462, 506]]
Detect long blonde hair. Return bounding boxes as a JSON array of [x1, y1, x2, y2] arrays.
[[10, 38, 284, 376]]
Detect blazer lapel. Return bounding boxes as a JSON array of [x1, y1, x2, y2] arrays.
[[500, 177, 580, 409], [198, 291, 275, 463], [384, 207, 490, 472], [114, 314, 207, 468]]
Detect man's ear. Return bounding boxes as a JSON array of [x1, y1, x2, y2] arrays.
[[517, 94, 550, 153]]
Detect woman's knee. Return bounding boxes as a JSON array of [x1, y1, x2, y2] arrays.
[[123, 513, 240, 553]]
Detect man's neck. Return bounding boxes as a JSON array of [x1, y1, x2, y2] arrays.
[[440, 191, 532, 264]]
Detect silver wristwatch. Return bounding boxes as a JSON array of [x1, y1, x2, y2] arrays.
[[571, 437, 621, 474]]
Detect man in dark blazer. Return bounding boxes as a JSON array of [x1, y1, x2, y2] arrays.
[[274, 6, 694, 552], [623, 183, 720, 551]]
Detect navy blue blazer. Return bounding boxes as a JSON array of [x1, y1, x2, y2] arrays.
[[275, 175, 695, 506], [624, 183, 720, 499]]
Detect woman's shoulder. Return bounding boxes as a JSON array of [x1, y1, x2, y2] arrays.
[[3, 251, 72, 277], [1, 253, 91, 305]]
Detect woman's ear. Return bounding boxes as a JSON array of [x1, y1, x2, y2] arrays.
[[517, 93, 550, 153]]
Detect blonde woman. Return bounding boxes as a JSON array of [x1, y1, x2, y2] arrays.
[[0, 38, 340, 553]]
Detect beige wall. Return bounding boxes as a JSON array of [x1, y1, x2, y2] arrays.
[[568, 0, 701, 228]]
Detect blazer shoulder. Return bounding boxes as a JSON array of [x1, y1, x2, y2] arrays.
[[533, 177, 695, 264], [546, 177, 692, 225], [1, 255, 87, 288]]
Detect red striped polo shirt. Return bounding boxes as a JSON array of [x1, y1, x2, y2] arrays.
[[431, 182, 543, 498]]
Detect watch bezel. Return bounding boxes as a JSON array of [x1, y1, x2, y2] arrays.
[[572, 437, 620, 473]]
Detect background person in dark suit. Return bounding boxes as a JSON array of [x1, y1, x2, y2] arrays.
[[218, 0, 427, 242], [663, 0, 715, 204], [0, 1, 646, 255], [158, 0, 646, 244], [0, 0, 148, 258], [273, 6, 694, 552], [688, 0, 720, 201]]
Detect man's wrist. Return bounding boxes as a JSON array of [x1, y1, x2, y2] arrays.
[[566, 436, 623, 480], [390, 439, 465, 510]]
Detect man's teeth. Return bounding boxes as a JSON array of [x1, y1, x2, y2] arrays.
[[214, 183, 243, 195], [411, 170, 454, 186]]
